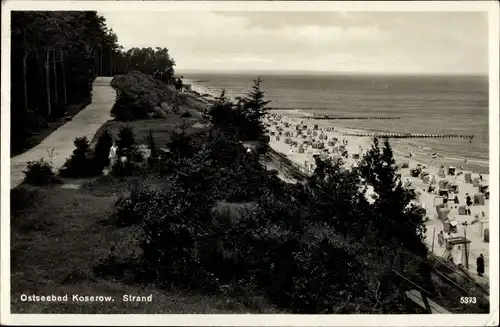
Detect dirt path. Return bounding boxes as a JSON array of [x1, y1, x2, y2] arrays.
[[10, 77, 115, 189]]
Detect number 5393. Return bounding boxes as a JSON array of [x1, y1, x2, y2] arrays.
[[460, 297, 477, 304]]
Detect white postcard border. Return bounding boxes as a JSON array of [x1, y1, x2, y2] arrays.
[[1, 1, 499, 326]]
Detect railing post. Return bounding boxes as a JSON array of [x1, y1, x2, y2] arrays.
[[421, 292, 432, 313]]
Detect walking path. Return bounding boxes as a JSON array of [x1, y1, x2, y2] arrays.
[[10, 77, 115, 189]]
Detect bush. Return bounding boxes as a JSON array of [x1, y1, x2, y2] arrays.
[[110, 71, 177, 121], [264, 238, 368, 314], [137, 182, 217, 290], [94, 129, 113, 172], [110, 159, 140, 177], [59, 137, 99, 178], [111, 98, 137, 121], [22, 158, 61, 185], [117, 125, 136, 159], [114, 183, 158, 227], [167, 123, 196, 159]]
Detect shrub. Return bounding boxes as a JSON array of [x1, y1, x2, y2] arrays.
[[114, 183, 158, 227], [110, 71, 177, 121], [22, 158, 61, 185], [263, 237, 368, 314], [59, 137, 99, 178], [111, 98, 136, 121], [94, 129, 113, 172], [167, 123, 196, 159], [117, 125, 136, 159], [110, 159, 140, 177], [138, 182, 217, 290]]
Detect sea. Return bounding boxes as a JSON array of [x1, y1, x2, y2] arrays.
[[180, 72, 490, 174]]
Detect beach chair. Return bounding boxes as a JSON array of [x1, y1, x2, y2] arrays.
[[438, 180, 449, 189], [473, 193, 485, 205], [479, 185, 488, 194], [448, 183, 459, 193], [458, 205, 467, 215], [438, 189, 449, 198]]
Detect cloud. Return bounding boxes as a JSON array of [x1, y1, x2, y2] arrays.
[[101, 11, 488, 74]]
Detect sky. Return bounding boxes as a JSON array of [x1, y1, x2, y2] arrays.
[[101, 11, 488, 75]]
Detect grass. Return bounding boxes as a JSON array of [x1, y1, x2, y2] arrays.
[[10, 178, 279, 313]]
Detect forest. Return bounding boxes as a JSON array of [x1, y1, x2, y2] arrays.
[[10, 11, 176, 155]]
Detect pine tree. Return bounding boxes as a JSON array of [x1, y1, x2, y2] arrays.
[[146, 129, 158, 158], [241, 77, 271, 141], [208, 90, 244, 138], [167, 122, 194, 159], [117, 125, 136, 158], [94, 129, 113, 172], [358, 137, 427, 256]]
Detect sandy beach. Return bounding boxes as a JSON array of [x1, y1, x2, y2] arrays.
[[264, 110, 490, 284]]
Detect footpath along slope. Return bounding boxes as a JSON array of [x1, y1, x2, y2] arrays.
[[10, 77, 115, 189]]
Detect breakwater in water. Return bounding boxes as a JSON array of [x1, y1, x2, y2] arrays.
[[302, 116, 402, 120], [342, 132, 474, 139]]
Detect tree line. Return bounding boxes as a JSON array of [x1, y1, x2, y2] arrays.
[[10, 11, 176, 154]]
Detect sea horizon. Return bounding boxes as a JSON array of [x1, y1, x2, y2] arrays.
[[177, 69, 488, 78]]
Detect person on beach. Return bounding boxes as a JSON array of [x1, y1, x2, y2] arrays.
[[477, 254, 485, 277], [466, 194, 472, 206], [108, 141, 118, 172], [438, 231, 445, 248], [428, 185, 434, 194], [453, 195, 460, 204], [465, 193, 472, 215]]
